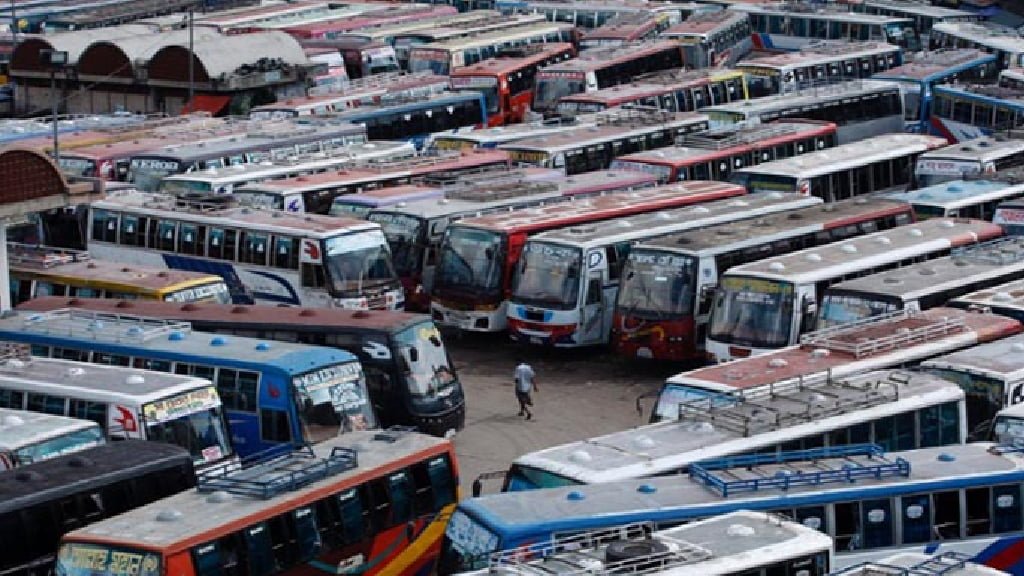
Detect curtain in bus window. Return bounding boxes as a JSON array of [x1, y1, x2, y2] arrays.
[[861, 499, 893, 548], [993, 485, 1023, 533], [427, 456, 456, 508], [901, 494, 931, 543], [244, 523, 276, 576], [336, 489, 366, 545]]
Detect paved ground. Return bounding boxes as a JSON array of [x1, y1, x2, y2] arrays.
[[444, 332, 676, 493]]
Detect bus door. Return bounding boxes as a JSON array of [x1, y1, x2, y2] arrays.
[[580, 247, 610, 345], [695, 259, 719, 346]]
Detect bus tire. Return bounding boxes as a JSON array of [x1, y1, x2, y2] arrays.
[[604, 539, 669, 565]]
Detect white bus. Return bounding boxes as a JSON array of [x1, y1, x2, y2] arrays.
[[817, 237, 1024, 331], [660, 10, 752, 68], [915, 136, 1024, 188], [886, 179, 1024, 221], [87, 190, 405, 311], [949, 277, 1024, 322], [856, 0, 978, 44], [700, 79, 904, 144], [834, 552, 1009, 576], [432, 116, 596, 151], [930, 21, 1024, 69], [0, 407, 104, 470], [728, 3, 922, 52], [0, 354, 235, 471], [737, 41, 903, 97], [705, 218, 1004, 362], [506, 192, 819, 348], [991, 402, 1024, 447], [501, 369, 965, 490]]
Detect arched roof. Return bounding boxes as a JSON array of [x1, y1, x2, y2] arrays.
[[148, 30, 308, 83], [0, 147, 69, 204], [77, 27, 223, 79], [10, 25, 154, 72]]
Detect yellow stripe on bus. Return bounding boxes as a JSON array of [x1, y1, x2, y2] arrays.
[[379, 503, 457, 576]]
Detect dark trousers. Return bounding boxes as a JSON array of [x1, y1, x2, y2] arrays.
[[516, 390, 533, 416]]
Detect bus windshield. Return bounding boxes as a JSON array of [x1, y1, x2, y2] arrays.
[[436, 227, 505, 298], [923, 367, 1003, 440], [409, 49, 450, 75], [441, 509, 502, 573], [58, 156, 97, 177], [142, 388, 232, 466], [395, 321, 457, 397], [505, 463, 580, 491], [729, 172, 798, 194], [534, 74, 586, 111], [511, 242, 581, 310], [14, 426, 104, 465], [129, 158, 182, 192], [159, 179, 212, 196], [293, 361, 375, 441], [369, 213, 426, 277], [993, 414, 1024, 446], [652, 383, 727, 422], [817, 291, 900, 329], [886, 22, 921, 52], [617, 251, 696, 318], [324, 230, 397, 296], [163, 282, 232, 304], [56, 543, 162, 576], [709, 276, 795, 349]]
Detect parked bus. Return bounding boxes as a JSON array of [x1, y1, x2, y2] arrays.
[[392, 14, 551, 65], [431, 180, 746, 332], [0, 308, 376, 459], [531, 41, 686, 116], [729, 3, 921, 52], [992, 402, 1024, 446], [508, 192, 818, 347], [729, 134, 949, 201], [1, 441, 194, 576], [449, 43, 576, 126], [432, 116, 595, 150], [612, 198, 914, 363], [950, 277, 1024, 322], [340, 92, 488, 150], [578, 12, 671, 49], [7, 244, 232, 306], [993, 193, 1024, 236], [496, 0, 686, 28], [54, 429, 458, 576], [444, 442, 1024, 574], [704, 219, 1004, 362], [701, 79, 904, 144], [999, 68, 1024, 91], [835, 553, 1008, 576], [873, 49, 1000, 133], [463, 511, 833, 576], [407, 21, 578, 75], [87, 190, 405, 310], [500, 109, 709, 174], [888, 180, 1024, 222], [609, 119, 837, 183], [914, 137, 1024, 188], [930, 21, 1024, 69], [233, 149, 509, 214], [661, 10, 752, 69], [0, 408, 104, 470], [20, 297, 465, 438], [58, 136, 195, 181], [737, 41, 903, 98], [330, 186, 444, 219], [554, 68, 749, 117], [0, 352, 235, 471], [855, 0, 978, 44], [930, 83, 1024, 144]]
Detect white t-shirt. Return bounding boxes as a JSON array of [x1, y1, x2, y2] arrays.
[[514, 363, 535, 393]]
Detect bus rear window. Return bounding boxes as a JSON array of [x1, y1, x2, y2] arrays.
[[56, 543, 161, 576], [505, 464, 581, 491]]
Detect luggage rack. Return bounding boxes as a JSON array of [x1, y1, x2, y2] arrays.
[[689, 444, 910, 498], [835, 552, 975, 575], [678, 122, 803, 150], [198, 444, 358, 500], [0, 343, 32, 363], [594, 105, 673, 127], [798, 309, 965, 359], [951, 236, 1024, 266], [19, 308, 194, 344], [444, 180, 558, 201], [6, 242, 90, 269]]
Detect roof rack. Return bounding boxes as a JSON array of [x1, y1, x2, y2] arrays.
[[19, 308, 194, 344], [419, 163, 509, 187], [197, 444, 358, 500], [373, 425, 418, 443], [678, 122, 802, 150], [594, 105, 673, 127], [798, 309, 966, 359], [951, 236, 1024, 266], [444, 179, 558, 201], [837, 552, 977, 575], [6, 242, 90, 269], [689, 444, 911, 497]]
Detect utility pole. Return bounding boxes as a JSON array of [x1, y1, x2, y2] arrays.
[[188, 6, 194, 110]]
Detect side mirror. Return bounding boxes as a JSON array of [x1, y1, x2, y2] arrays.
[[408, 347, 419, 363], [429, 335, 442, 347], [700, 284, 717, 300]]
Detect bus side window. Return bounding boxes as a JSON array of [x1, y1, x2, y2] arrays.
[[69, 399, 106, 428], [387, 471, 414, 524], [273, 237, 299, 269], [369, 478, 394, 530], [0, 388, 24, 409], [301, 263, 327, 288], [240, 232, 269, 266], [27, 392, 66, 416], [993, 484, 1023, 533], [92, 210, 118, 243], [244, 523, 277, 576], [180, 224, 207, 256]]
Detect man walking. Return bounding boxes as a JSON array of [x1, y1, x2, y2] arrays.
[[514, 359, 538, 420]]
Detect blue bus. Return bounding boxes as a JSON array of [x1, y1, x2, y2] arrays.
[[439, 443, 1024, 575], [340, 91, 487, 150], [872, 49, 998, 133], [930, 83, 1024, 143], [0, 308, 377, 459]]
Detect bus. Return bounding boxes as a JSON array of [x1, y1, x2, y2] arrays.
[[155, 141, 418, 197], [704, 218, 1005, 362], [430, 181, 747, 333], [729, 134, 949, 201], [949, 277, 1024, 321], [500, 109, 709, 174], [930, 84, 1024, 144], [232, 148, 510, 214], [449, 43, 576, 126], [501, 369, 965, 491], [930, 22, 1024, 70], [54, 429, 458, 576], [992, 402, 1024, 446], [507, 192, 818, 347], [7, 244, 232, 306], [554, 68, 749, 117], [340, 92, 488, 150], [855, 0, 978, 44], [462, 511, 833, 576], [407, 21, 578, 75], [578, 12, 671, 49], [994, 193, 1024, 236], [433, 116, 596, 150], [661, 10, 752, 68], [612, 198, 915, 363], [737, 41, 904, 98], [0, 408, 104, 470], [817, 237, 1024, 331], [281, 4, 458, 41], [20, 297, 465, 439], [888, 180, 1024, 221], [368, 170, 658, 311], [609, 119, 838, 184], [836, 553, 1008, 576], [701, 79, 905, 144], [390, 14, 551, 65], [531, 41, 686, 116], [728, 3, 922, 52], [872, 49, 1000, 133], [915, 137, 1024, 188], [999, 69, 1024, 91], [0, 441, 194, 576], [87, 190, 405, 310], [330, 186, 444, 219], [496, 0, 686, 28], [0, 308, 377, 459], [57, 136, 194, 182], [441, 442, 1024, 574], [0, 352, 236, 471]]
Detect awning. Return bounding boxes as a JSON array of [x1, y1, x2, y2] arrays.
[[181, 94, 231, 116]]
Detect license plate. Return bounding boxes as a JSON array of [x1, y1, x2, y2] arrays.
[[530, 337, 542, 345]]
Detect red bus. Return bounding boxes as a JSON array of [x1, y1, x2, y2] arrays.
[[555, 68, 748, 116], [449, 43, 576, 126], [611, 198, 915, 362], [282, 4, 458, 39], [579, 12, 673, 49], [609, 119, 838, 183], [430, 181, 746, 333]]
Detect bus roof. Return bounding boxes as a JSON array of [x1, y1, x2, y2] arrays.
[[872, 48, 996, 83], [728, 3, 914, 24], [498, 111, 707, 153], [557, 68, 745, 105], [861, 0, 978, 19], [638, 198, 910, 256], [885, 180, 1022, 210], [332, 185, 442, 207], [0, 440, 191, 516], [835, 553, 1007, 576], [409, 21, 575, 51], [702, 78, 900, 116], [62, 430, 449, 550], [934, 83, 1024, 108], [736, 40, 898, 70], [0, 408, 100, 452], [435, 116, 597, 145], [0, 308, 359, 375], [933, 21, 1024, 52], [537, 40, 681, 73], [450, 43, 575, 77], [662, 9, 746, 36], [951, 277, 1024, 313], [732, 133, 948, 181], [514, 369, 960, 484], [924, 332, 1024, 384], [669, 307, 1020, 393], [918, 136, 1024, 164], [61, 135, 196, 161]]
